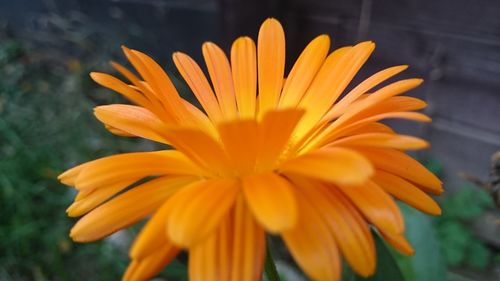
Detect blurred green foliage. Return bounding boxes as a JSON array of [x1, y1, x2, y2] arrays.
[[435, 186, 494, 270], [0, 32, 131, 280]]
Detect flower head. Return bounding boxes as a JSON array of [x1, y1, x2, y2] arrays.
[[59, 18, 443, 281]]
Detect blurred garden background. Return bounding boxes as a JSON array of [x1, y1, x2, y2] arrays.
[[1, 0, 500, 280]]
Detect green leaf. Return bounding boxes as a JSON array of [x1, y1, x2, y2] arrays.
[[401, 205, 447, 281], [466, 240, 491, 270]]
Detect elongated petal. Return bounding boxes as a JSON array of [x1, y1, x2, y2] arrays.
[[189, 199, 266, 281], [339, 122, 395, 137], [357, 148, 443, 194], [172, 52, 222, 121], [282, 189, 341, 281], [331, 133, 429, 150], [256, 109, 304, 171], [379, 230, 415, 255], [372, 170, 441, 215], [308, 111, 430, 149], [336, 181, 405, 235], [290, 177, 376, 277], [280, 147, 373, 186], [279, 35, 330, 108], [94, 104, 168, 143], [328, 79, 424, 132], [242, 173, 297, 233], [67, 177, 140, 217], [90, 72, 150, 107], [167, 179, 239, 247], [257, 18, 285, 116], [70, 176, 195, 242], [203, 42, 238, 119], [231, 36, 257, 118], [230, 197, 266, 281], [123, 244, 180, 281], [296, 42, 374, 137], [73, 151, 203, 190], [326, 65, 408, 120]]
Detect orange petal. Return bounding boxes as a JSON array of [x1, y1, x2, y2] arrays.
[[242, 173, 297, 233], [326, 65, 409, 120], [218, 119, 258, 175], [127, 48, 196, 125], [379, 230, 415, 255], [67, 177, 140, 217], [282, 189, 341, 281], [357, 148, 443, 194], [74, 150, 203, 190], [123, 244, 180, 281], [290, 177, 376, 276], [230, 197, 266, 281], [70, 176, 195, 242], [308, 111, 431, 149], [94, 104, 168, 143], [336, 180, 405, 235], [203, 42, 238, 119], [256, 109, 305, 171], [372, 170, 442, 215], [161, 127, 230, 177], [339, 122, 395, 137], [257, 18, 285, 117], [167, 179, 239, 247], [172, 52, 222, 122], [297, 42, 375, 136], [331, 133, 429, 150], [189, 198, 266, 281], [280, 147, 373, 186], [89, 72, 150, 108], [278, 35, 330, 108], [231, 36, 257, 118], [328, 79, 424, 132]]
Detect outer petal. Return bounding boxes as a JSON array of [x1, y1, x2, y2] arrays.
[[203, 42, 238, 119], [172, 52, 222, 122], [290, 177, 376, 277], [278, 35, 330, 108], [357, 148, 443, 194], [282, 189, 341, 281], [123, 244, 180, 281], [167, 179, 239, 247], [325, 65, 408, 120], [372, 170, 441, 215], [257, 18, 285, 117], [331, 133, 429, 150], [94, 104, 168, 143], [90, 72, 150, 108], [242, 173, 297, 233], [189, 198, 266, 281], [230, 197, 266, 281], [231, 36, 257, 118], [296, 42, 375, 137], [72, 150, 203, 190], [336, 181, 405, 235], [67, 177, 140, 217], [70, 176, 195, 242], [280, 147, 373, 186]]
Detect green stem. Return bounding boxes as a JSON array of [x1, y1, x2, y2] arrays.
[[264, 243, 281, 281]]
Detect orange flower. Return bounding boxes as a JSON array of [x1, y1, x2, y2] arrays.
[[59, 18, 443, 281]]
